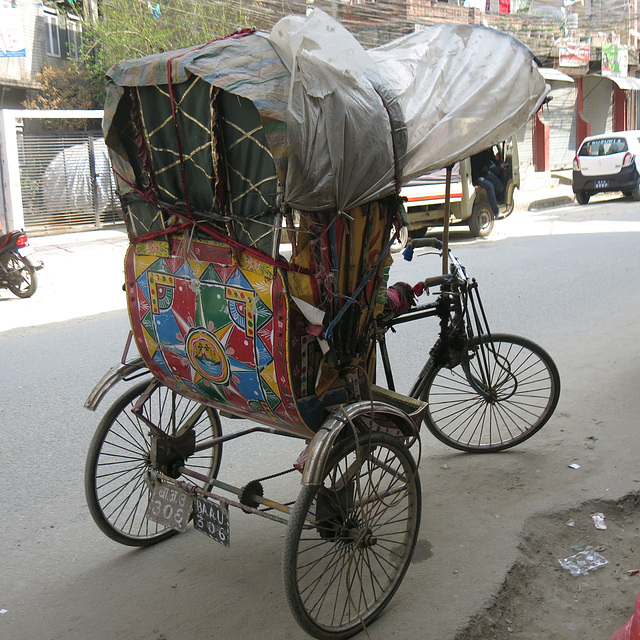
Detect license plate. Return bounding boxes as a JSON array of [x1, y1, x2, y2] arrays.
[[594, 179, 609, 189], [18, 245, 34, 257], [146, 483, 193, 533], [193, 497, 230, 547]]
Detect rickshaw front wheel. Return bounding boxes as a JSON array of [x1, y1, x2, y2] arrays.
[[283, 432, 421, 640], [85, 380, 223, 546]]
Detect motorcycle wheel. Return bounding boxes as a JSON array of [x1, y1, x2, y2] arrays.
[[3, 252, 37, 298]]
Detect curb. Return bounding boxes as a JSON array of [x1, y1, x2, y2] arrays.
[[527, 195, 575, 211]]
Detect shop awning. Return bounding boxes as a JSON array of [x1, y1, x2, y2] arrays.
[[539, 67, 575, 83], [608, 76, 640, 90]]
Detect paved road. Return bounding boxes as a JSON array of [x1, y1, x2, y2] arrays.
[[1, 229, 129, 332], [2, 198, 639, 639]]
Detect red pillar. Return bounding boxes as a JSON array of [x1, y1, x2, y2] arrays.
[[576, 77, 591, 148], [613, 84, 627, 131], [533, 107, 549, 171]]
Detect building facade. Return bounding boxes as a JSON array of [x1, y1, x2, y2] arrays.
[[0, 1, 81, 109], [2, 0, 640, 232]]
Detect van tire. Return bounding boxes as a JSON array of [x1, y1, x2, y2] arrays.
[[468, 203, 495, 237], [390, 226, 409, 253]]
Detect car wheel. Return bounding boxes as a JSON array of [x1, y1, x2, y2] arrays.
[[468, 202, 495, 237], [631, 182, 640, 201], [575, 191, 590, 205], [390, 226, 409, 253]]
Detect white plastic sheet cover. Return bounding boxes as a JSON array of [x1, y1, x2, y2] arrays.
[[43, 139, 118, 218], [269, 10, 548, 212], [369, 23, 547, 181], [270, 10, 402, 213]]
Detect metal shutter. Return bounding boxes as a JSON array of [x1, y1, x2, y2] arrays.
[[546, 81, 577, 170], [18, 128, 122, 233], [517, 117, 534, 176], [583, 76, 613, 136]]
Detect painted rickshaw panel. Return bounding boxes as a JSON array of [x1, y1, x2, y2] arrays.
[[125, 236, 314, 439]]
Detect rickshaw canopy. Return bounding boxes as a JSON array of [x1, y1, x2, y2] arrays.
[[104, 9, 548, 215], [104, 9, 550, 436]]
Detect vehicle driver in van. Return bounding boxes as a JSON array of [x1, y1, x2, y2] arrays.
[[470, 147, 506, 216]]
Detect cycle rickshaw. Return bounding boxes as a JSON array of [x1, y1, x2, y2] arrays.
[[85, 11, 555, 639]]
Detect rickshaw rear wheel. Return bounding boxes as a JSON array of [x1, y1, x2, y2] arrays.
[[85, 380, 223, 546], [283, 432, 421, 640]]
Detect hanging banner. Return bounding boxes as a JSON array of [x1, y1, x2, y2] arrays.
[[601, 43, 628, 77], [559, 42, 590, 68], [0, 9, 26, 57]]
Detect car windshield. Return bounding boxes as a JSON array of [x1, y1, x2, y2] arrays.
[[579, 138, 628, 156]]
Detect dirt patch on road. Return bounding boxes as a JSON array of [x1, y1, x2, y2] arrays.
[[455, 493, 640, 640]]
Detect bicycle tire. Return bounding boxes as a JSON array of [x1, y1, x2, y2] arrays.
[[85, 380, 223, 546], [419, 333, 560, 452], [283, 432, 421, 640]]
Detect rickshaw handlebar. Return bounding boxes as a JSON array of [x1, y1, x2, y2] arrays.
[[407, 237, 468, 290], [422, 273, 454, 289]]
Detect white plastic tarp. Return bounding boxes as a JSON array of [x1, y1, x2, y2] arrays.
[[43, 139, 118, 217], [270, 10, 548, 212]]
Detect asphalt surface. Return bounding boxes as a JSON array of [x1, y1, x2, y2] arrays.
[[6, 187, 640, 640]]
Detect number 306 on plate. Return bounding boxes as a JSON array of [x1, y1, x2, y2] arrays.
[[146, 483, 193, 533], [194, 497, 230, 547]]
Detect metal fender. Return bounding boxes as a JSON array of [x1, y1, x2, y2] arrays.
[[24, 254, 44, 271], [84, 357, 149, 411], [301, 400, 420, 486]]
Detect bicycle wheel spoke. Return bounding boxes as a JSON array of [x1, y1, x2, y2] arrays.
[[284, 433, 420, 637], [99, 469, 148, 529], [86, 381, 222, 546], [421, 334, 560, 451]]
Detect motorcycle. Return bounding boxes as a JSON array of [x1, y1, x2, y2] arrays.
[[0, 230, 43, 298]]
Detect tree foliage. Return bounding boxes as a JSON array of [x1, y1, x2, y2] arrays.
[[26, 0, 305, 110], [80, 0, 259, 102], [22, 63, 100, 127], [23, 64, 95, 110]]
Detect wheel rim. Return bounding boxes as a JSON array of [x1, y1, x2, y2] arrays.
[[6, 255, 34, 296], [88, 382, 221, 542], [478, 210, 492, 231], [390, 226, 409, 253], [423, 336, 558, 451], [286, 434, 420, 637]]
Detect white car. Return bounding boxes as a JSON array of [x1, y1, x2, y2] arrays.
[[572, 131, 640, 204]]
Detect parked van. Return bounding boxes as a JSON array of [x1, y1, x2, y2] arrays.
[[393, 136, 520, 251]]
